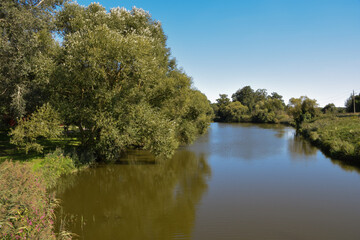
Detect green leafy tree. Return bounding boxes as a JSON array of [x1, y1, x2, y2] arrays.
[[232, 86, 255, 111], [254, 88, 267, 102], [322, 103, 337, 114], [9, 103, 62, 153], [252, 98, 285, 123], [0, 0, 63, 123], [51, 3, 211, 161], [269, 92, 285, 104], [223, 102, 249, 122], [288, 96, 318, 130], [179, 90, 213, 140], [214, 94, 231, 121], [345, 94, 360, 113]]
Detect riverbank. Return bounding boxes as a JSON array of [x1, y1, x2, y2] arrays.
[[0, 134, 80, 239], [214, 113, 360, 165], [299, 114, 360, 164]]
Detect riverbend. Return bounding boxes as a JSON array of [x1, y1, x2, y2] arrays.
[[55, 123, 360, 240]]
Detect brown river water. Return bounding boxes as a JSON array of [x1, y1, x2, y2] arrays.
[[55, 123, 360, 240]]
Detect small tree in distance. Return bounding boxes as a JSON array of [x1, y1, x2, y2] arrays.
[[322, 103, 336, 114], [288, 96, 318, 130], [345, 93, 360, 113]]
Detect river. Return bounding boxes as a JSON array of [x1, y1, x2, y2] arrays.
[[55, 123, 360, 240]]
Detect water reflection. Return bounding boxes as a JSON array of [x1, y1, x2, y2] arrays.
[[288, 135, 317, 160], [55, 150, 211, 240], [204, 123, 290, 160], [56, 123, 360, 240], [287, 134, 360, 173], [330, 159, 360, 174]]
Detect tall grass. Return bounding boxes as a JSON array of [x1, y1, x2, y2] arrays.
[[0, 149, 76, 239], [0, 161, 57, 239]]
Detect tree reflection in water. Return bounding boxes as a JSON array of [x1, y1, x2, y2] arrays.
[[287, 134, 360, 174], [55, 150, 211, 240], [330, 158, 360, 174], [288, 135, 317, 159]]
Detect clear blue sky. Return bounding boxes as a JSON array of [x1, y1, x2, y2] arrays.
[[75, 0, 360, 107]]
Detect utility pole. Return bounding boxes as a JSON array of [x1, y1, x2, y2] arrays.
[[353, 90, 356, 114]]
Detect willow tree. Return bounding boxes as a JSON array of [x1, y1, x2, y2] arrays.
[[0, 0, 63, 123], [52, 3, 212, 161]]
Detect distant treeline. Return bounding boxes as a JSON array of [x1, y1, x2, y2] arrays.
[[212, 85, 356, 127], [212, 86, 290, 124]]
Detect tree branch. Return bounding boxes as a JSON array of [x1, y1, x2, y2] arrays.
[[0, 88, 7, 96], [35, 0, 45, 7]]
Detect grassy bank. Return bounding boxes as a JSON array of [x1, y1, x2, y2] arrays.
[[0, 132, 80, 239], [300, 114, 360, 164], [0, 129, 80, 162]]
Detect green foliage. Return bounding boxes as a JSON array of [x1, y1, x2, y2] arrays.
[[0, 161, 57, 239], [231, 86, 256, 111], [322, 103, 337, 114], [34, 149, 75, 188], [214, 87, 288, 124], [50, 3, 212, 161], [93, 104, 179, 161], [269, 92, 284, 102], [0, 0, 63, 121], [288, 96, 318, 129], [301, 116, 360, 161], [181, 90, 213, 136], [1, 1, 211, 162], [252, 98, 286, 123], [223, 102, 249, 122], [214, 94, 231, 121], [345, 93, 360, 113], [9, 103, 62, 153]]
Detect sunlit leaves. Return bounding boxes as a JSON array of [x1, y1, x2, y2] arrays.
[[10, 103, 62, 153], [288, 96, 318, 129], [52, 2, 212, 160]]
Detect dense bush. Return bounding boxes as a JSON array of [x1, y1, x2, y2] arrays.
[[9, 103, 62, 154], [34, 149, 76, 188], [0, 161, 57, 239]]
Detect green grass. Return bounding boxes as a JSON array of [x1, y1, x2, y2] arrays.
[[301, 115, 360, 163], [0, 130, 81, 162]]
